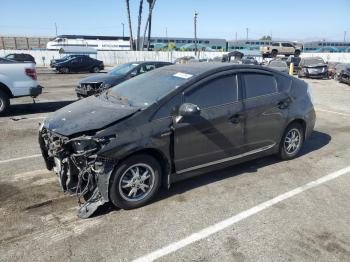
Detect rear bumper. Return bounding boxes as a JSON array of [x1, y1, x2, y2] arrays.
[[30, 85, 43, 97], [305, 108, 316, 139]]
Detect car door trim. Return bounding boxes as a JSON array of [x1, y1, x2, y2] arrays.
[[176, 143, 276, 174]]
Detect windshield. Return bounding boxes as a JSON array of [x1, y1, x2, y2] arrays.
[[109, 63, 139, 76], [269, 61, 287, 67], [106, 68, 192, 107], [304, 57, 325, 66]]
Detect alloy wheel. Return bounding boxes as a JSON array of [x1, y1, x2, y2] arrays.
[[284, 128, 301, 155], [118, 163, 155, 202]]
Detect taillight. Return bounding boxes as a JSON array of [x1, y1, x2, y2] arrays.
[[25, 68, 37, 80]]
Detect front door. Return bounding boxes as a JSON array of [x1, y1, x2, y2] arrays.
[[174, 73, 245, 173]]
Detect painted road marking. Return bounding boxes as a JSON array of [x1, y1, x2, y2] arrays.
[[317, 108, 350, 117], [133, 166, 350, 262], [0, 154, 42, 164]]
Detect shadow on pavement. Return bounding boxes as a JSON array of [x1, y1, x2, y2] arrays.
[[93, 130, 331, 218], [2, 100, 75, 117]]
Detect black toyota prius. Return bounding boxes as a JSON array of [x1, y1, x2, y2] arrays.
[[39, 63, 316, 218]]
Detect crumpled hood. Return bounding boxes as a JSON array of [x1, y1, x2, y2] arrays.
[[79, 74, 125, 86], [45, 95, 139, 136]]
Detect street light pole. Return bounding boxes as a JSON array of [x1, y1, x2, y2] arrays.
[[344, 31, 347, 43], [194, 11, 198, 56], [246, 28, 249, 40], [121, 23, 125, 38], [54, 23, 58, 36]]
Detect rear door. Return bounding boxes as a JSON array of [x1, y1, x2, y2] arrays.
[[173, 72, 245, 173], [240, 70, 290, 151]]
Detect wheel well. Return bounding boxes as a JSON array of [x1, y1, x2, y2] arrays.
[[287, 119, 306, 138], [118, 148, 171, 187], [0, 82, 13, 98]]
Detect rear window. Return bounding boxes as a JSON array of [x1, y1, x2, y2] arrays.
[[243, 74, 277, 99]]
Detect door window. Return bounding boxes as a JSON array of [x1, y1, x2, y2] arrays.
[[243, 73, 277, 99], [139, 64, 156, 74], [185, 75, 238, 108]]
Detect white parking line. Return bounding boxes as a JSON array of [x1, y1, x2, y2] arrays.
[[0, 154, 42, 164], [133, 166, 350, 262], [316, 108, 350, 117]]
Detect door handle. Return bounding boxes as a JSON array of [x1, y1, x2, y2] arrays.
[[229, 114, 244, 124]]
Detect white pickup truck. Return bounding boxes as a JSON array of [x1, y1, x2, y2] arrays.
[[0, 58, 42, 114]]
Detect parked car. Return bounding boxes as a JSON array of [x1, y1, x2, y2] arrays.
[[286, 56, 301, 74], [261, 42, 302, 58], [4, 53, 36, 64], [76, 61, 172, 98], [39, 63, 316, 218], [242, 57, 258, 65], [266, 60, 289, 73], [52, 56, 104, 73], [297, 57, 328, 79], [334, 63, 350, 80], [0, 60, 42, 114], [338, 66, 350, 85], [50, 54, 87, 68]]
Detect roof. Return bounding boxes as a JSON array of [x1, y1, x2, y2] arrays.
[[157, 63, 270, 78]]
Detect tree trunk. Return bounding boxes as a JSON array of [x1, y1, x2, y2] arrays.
[[142, 0, 156, 50], [125, 0, 134, 50], [136, 0, 144, 51]]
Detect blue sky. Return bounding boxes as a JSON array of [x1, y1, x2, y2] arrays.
[[1, 0, 349, 41]]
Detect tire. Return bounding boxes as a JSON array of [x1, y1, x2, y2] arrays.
[[271, 49, 278, 58], [60, 67, 69, 74], [109, 154, 161, 210], [278, 123, 304, 160], [0, 89, 10, 115], [91, 66, 100, 73]]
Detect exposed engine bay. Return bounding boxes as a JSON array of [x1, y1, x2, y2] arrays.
[[38, 126, 115, 218]]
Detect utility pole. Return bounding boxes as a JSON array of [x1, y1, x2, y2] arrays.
[[165, 27, 168, 38], [194, 11, 198, 55], [54, 23, 58, 36], [246, 28, 249, 40], [235, 32, 237, 42], [121, 23, 125, 38], [344, 31, 347, 42]]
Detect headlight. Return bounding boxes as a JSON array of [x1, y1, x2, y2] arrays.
[[70, 138, 99, 154]]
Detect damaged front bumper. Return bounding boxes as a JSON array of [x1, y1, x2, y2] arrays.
[[38, 126, 116, 218]]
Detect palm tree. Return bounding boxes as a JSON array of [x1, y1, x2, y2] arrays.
[[125, 0, 134, 50], [136, 0, 144, 50], [142, 0, 156, 50]]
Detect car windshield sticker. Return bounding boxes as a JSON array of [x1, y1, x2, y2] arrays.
[[173, 72, 193, 79]]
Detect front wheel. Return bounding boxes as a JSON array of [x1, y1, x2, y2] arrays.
[[278, 123, 304, 160], [59, 67, 69, 74], [109, 154, 161, 209], [0, 90, 10, 115]]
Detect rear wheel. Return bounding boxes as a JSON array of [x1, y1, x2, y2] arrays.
[[91, 66, 100, 73], [0, 89, 10, 115], [278, 123, 304, 160], [109, 154, 161, 209]]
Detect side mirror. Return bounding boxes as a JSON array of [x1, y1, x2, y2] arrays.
[[130, 71, 137, 77], [178, 103, 201, 117]]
